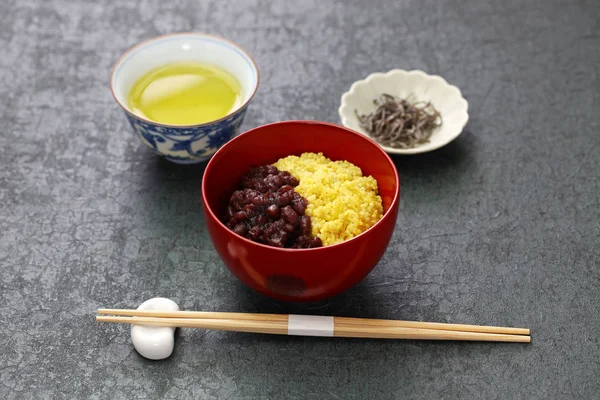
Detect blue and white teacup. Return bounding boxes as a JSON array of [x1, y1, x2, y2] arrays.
[[110, 33, 259, 164]]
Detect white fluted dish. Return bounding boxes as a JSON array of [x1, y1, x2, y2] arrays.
[[338, 69, 469, 155]]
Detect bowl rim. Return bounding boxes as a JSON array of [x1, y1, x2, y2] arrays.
[[338, 69, 469, 155], [201, 120, 400, 252], [109, 32, 260, 129]]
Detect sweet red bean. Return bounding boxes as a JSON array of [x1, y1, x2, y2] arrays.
[[268, 234, 284, 248], [281, 206, 298, 224], [292, 198, 307, 215], [310, 237, 322, 247], [223, 164, 322, 249], [278, 191, 293, 206], [233, 224, 248, 236], [283, 224, 296, 233], [255, 181, 267, 193], [255, 214, 269, 226], [278, 184, 293, 193], [243, 204, 257, 218], [266, 204, 280, 218], [248, 226, 262, 241], [299, 215, 311, 235]]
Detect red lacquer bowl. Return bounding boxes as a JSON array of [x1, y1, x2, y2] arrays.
[[201, 121, 400, 302]]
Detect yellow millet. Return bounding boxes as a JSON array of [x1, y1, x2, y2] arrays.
[[272, 152, 383, 246]]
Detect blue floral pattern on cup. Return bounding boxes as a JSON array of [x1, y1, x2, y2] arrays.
[[125, 106, 248, 164]]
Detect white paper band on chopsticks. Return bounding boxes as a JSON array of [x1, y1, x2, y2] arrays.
[[287, 315, 334, 337]]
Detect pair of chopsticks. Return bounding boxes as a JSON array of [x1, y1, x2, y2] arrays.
[[97, 309, 531, 343]]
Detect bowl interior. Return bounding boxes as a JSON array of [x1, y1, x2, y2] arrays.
[[111, 34, 258, 117], [203, 121, 399, 231]]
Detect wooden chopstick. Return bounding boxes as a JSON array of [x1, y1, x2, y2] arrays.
[[334, 316, 529, 335], [95, 315, 530, 343], [97, 309, 530, 336], [97, 316, 288, 335], [98, 309, 288, 322], [333, 324, 530, 342]]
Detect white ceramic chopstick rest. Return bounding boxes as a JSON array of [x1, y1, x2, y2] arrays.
[[131, 298, 179, 360]]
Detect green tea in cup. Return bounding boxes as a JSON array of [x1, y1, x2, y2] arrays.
[[127, 62, 242, 125]]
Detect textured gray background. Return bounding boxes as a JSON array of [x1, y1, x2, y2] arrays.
[[1, 0, 599, 398]]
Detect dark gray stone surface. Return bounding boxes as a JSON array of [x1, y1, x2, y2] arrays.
[[1, 0, 599, 398]]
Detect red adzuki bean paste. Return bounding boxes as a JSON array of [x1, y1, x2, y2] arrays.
[[224, 165, 323, 249]]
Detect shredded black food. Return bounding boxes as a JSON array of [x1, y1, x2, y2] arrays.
[[356, 94, 442, 149]]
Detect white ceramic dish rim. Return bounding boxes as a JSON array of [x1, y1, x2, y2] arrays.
[[110, 32, 260, 129], [338, 69, 469, 155]]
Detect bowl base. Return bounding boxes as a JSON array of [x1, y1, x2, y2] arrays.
[[164, 155, 210, 164]]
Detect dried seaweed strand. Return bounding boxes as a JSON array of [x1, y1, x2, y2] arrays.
[[356, 94, 442, 149]]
